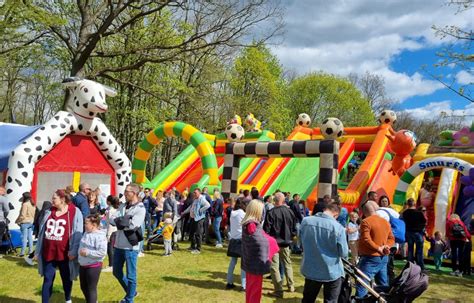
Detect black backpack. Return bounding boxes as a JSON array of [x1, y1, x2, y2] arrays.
[[451, 222, 466, 239]]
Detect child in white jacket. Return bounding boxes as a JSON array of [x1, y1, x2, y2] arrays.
[[79, 214, 107, 303]]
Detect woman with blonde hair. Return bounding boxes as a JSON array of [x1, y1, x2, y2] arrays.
[[241, 200, 279, 303], [212, 190, 224, 248]]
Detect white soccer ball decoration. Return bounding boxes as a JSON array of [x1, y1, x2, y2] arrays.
[[378, 110, 397, 125], [296, 113, 311, 127], [225, 123, 245, 142], [320, 117, 344, 139]]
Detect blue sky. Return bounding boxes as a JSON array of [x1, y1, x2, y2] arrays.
[[268, 0, 473, 121]]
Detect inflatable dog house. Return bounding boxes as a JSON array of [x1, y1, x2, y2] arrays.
[[3, 78, 131, 224]]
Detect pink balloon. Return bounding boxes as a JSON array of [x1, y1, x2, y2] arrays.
[[463, 186, 474, 197], [461, 175, 473, 185]]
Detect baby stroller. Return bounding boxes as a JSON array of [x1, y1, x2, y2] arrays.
[[146, 215, 182, 251], [341, 259, 429, 303]]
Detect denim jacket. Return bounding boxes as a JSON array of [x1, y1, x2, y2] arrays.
[[299, 212, 348, 282]]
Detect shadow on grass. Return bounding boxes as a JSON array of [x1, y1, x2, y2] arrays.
[[3, 255, 35, 268], [0, 296, 36, 303], [162, 275, 226, 290]]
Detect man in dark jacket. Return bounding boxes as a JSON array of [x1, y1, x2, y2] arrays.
[[403, 198, 427, 270], [263, 192, 297, 298], [72, 183, 91, 220]]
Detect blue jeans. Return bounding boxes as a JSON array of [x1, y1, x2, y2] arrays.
[[113, 248, 139, 303], [406, 231, 425, 270], [227, 257, 246, 288], [20, 223, 33, 255], [42, 260, 72, 303], [213, 217, 223, 244], [356, 255, 389, 298]]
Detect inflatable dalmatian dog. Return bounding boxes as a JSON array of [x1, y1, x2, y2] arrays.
[[5, 78, 131, 222]]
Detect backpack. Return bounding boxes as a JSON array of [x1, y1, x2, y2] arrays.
[[451, 222, 466, 239], [380, 209, 406, 244]]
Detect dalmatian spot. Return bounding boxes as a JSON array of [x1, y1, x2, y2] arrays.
[[82, 103, 89, 109], [90, 96, 96, 103], [125, 176, 130, 182], [7, 176, 12, 183], [119, 193, 123, 199], [11, 151, 14, 156], [88, 112, 94, 116], [106, 155, 112, 160], [17, 161, 24, 169], [115, 158, 122, 163], [118, 161, 124, 167], [15, 179, 22, 187], [67, 113, 73, 117], [101, 132, 106, 136], [34, 136, 41, 141], [94, 126, 99, 132], [71, 131, 76, 134], [37, 155, 41, 160], [60, 132, 66, 136], [7, 189, 12, 194], [22, 141, 27, 145], [64, 118, 70, 123], [54, 116, 60, 121], [108, 139, 112, 144], [36, 145, 42, 151], [24, 148, 31, 153], [98, 142, 104, 146], [78, 124, 83, 130], [53, 142, 57, 147], [28, 155, 32, 163], [93, 136, 99, 140], [116, 173, 121, 179], [114, 146, 118, 153], [122, 170, 127, 174], [40, 126, 45, 131], [99, 91, 103, 99], [86, 131, 91, 135], [101, 148, 108, 152], [76, 101, 80, 107], [22, 172, 28, 178], [43, 150, 47, 154], [51, 125, 58, 129], [60, 123, 66, 128], [118, 181, 124, 186], [47, 137, 51, 145], [70, 125, 74, 131]]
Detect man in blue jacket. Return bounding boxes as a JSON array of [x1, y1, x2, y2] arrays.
[[300, 202, 348, 302], [72, 183, 91, 220], [182, 188, 210, 254]]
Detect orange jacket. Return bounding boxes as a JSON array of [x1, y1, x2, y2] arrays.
[[358, 214, 395, 256]]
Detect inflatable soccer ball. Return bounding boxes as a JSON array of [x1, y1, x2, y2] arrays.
[[296, 113, 311, 127], [225, 123, 245, 142], [378, 110, 397, 125], [320, 117, 344, 139]]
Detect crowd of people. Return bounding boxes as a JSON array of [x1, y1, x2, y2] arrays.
[[0, 182, 473, 302]]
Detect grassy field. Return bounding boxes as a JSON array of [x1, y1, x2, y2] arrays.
[[0, 243, 473, 303]]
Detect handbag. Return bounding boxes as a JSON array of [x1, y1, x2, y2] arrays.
[[227, 238, 242, 258]]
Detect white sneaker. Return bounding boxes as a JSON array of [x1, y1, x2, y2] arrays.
[[215, 244, 223, 248], [24, 256, 34, 266], [138, 252, 145, 258], [102, 266, 113, 272], [191, 250, 201, 255], [65, 300, 72, 303], [456, 271, 463, 277]]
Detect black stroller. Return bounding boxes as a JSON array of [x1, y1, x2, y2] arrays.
[[341, 259, 429, 303]]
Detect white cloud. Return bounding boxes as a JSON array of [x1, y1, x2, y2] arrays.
[[272, 0, 473, 102], [456, 70, 474, 85], [401, 101, 474, 124]]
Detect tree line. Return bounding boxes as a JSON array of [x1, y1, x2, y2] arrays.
[[0, 1, 467, 178]]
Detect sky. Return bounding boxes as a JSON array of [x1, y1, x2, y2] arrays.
[[269, 0, 473, 122]]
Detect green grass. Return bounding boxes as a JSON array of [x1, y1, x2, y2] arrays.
[[0, 243, 473, 302]]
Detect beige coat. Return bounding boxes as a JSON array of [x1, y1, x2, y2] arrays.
[[16, 202, 35, 224]]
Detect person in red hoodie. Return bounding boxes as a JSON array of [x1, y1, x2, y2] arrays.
[[35, 190, 83, 303], [446, 213, 471, 277]]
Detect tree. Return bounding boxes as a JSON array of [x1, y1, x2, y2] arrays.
[[19, 1, 284, 109], [287, 72, 375, 127], [430, 0, 473, 102], [230, 43, 291, 138], [348, 71, 396, 114]]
